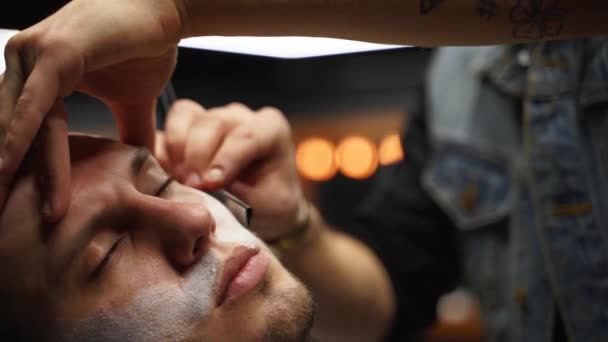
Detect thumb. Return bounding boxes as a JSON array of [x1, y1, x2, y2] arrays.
[[110, 100, 157, 152], [34, 99, 71, 223]]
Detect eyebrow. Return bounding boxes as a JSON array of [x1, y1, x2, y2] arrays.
[[57, 147, 151, 277]]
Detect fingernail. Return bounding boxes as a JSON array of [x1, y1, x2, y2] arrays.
[[204, 167, 224, 183], [185, 173, 202, 187]]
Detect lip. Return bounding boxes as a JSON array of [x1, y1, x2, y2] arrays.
[[217, 246, 269, 306]]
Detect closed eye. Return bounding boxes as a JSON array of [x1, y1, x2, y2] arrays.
[[90, 177, 174, 280], [90, 234, 126, 279], [156, 176, 175, 197]]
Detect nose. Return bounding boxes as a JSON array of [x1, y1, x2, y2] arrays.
[[131, 195, 216, 269]]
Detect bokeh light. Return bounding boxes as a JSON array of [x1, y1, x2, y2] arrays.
[[379, 133, 404, 165], [335, 136, 378, 179], [296, 137, 337, 181], [436, 289, 477, 324]]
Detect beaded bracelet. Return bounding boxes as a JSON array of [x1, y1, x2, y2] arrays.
[[267, 201, 312, 257]]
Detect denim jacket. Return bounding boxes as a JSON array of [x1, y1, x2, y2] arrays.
[[422, 40, 608, 342]]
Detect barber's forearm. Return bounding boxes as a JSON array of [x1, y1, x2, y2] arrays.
[[176, 0, 607, 46], [279, 204, 396, 342]]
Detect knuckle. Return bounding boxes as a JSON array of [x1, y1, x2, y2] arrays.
[[259, 106, 283, 117], [4, 35, 27, 74], [37, 34, 85, 93], [4, 35, 23, 56], [226, 102, 249, 112], [2, 129, 23, 164], [234, 127, 256, 142], [260, 106, 291, 136], [171, 98, 202, 114], [38, 33, 79, 58], [15, 91, 40, 119]]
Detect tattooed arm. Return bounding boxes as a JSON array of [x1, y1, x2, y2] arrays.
[[178, 0, 607, 45]]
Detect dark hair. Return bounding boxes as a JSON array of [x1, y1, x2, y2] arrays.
[[0, 284, 55, 341], [0, 311, 49, 341]]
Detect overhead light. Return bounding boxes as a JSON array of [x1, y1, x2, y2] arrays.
[[335, 136, 378, 180], [178, 36, 408, 59], [2, 28, 409, 72], [296, 137, 337, 181]]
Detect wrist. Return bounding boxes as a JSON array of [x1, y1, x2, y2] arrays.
[[266, 200, 322, 259]]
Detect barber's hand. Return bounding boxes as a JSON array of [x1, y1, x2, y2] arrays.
[[156, 100, 307, 241], [0, 0, 184, 221]]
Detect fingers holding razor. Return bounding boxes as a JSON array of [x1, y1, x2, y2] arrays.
[[162, 101, 288, 190]]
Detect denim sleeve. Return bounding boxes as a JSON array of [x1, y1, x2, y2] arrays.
[[343, 114, 461, 341]]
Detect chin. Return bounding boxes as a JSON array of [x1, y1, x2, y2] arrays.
[[206, 257, 314, 342], [258, 255, 314, 342], [259, 276, 315, 342]]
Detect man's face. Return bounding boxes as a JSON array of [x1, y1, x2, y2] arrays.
[[0, 134, 313, 341]]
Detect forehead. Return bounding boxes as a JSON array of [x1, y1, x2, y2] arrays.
[[5, 134, 137, 216]]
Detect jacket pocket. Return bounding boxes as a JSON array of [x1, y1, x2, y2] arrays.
[[422, 144, 513, 230]]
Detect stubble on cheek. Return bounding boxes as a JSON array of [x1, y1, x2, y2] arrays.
[[64, 251, 220, 342], [250, 260, 316, 342], [261, 279, 315, 342]]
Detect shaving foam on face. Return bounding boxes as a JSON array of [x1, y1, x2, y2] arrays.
[[63, 189, 260, 341], [64, 250, 219, 342], [202, 191, 258, 248]]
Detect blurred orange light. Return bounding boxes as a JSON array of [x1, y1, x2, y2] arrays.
[[379, 133, 404, 165], [296, 138, 337, 181], [336, 136, 378, 179]]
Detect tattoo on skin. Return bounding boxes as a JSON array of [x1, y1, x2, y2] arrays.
[[477, 0, 498, 20], [205, 0, 408, 5], [420, 0, 445, 15], [510, 0, 567, 39]]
